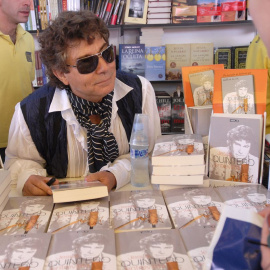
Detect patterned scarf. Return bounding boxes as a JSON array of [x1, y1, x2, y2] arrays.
[[66, 89, 119, 173]]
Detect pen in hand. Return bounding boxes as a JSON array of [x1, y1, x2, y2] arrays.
[[47, 177, 56, 187]]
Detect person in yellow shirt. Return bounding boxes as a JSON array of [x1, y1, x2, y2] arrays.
[[0, 0, 35, 162]]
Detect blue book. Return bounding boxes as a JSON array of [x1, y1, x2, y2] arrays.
[[145, 46, 166, 81], [119, 44, 145, 77]]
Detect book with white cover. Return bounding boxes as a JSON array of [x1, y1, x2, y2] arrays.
[[151, 174, 204, 185], [215, 184, 270, 212], [208, 113, 263, 184], [163, 187, 223, 229], [152, 134, 204, 166], [115, 229, 193, 269], [47, 197, 109, 233], [0, 196, 54, 236], [110, 190, 172, 232], [152, 164, 205, 175], [44, 230, 116, 270], [0, 233, 51, 270]]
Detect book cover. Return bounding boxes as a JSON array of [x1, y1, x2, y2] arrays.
[[197, 0, 221, 23], [0, 196, 54, 236], [110, 190, 172, 232], [190, 43, 214, 66], [119, 44, 145, 77], [163, 187, 223, 229], [47, 197, 110, 234], [145, 46, 166, 81], [208, 113, 263, 184], [189, 69, 214, 106], [124, 0, 149, 24], [0, 233, 51, 270], [50, 179, 108, 203], [212, 69, 267, 115], [115, 229, 193, 269], [214, 47, 232, 69], [165, 43, 191, 80], [172, 0, 197, 24], [171, 93, 185, 133], [215, 184, 270, 212], [44, 230, 116, 270], [182, 64, 224, 107], [152, 134, 205, 166], [155, 91, 171, 133], [221, 0, 246, 22], [232, 45, 249, 69]]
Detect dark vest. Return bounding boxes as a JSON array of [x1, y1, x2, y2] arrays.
[[20, 70, 142, 178]]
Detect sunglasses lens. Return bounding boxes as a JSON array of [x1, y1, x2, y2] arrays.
[[103, 46, 115, 63], [77, 56, 98, 74]]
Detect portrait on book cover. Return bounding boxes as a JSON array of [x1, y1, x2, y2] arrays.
[[189, 70, 214, 106], [209, 122, 260, 183], [117, 231, 193, 269], [222, 75, 256, 114], [0, 236, 49, 270], [45, 231, 116, 270]]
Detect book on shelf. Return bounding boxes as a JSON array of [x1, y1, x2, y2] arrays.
[[145, 46, 166, 81], [232, 45, 249, 69], [182, 64, 224, 107], [115, 229, 194, 269], [208, 113, 264, 184], [221, 0, 246, 22], [155, 91, 171, 133], [147, 6, 172, 13], [152, 134, 205, 166], [0, 196, 54, 236], [190, 43, 214, 66], [214, 47, 232, 69], [47, 197, 110, 234], [110, 190, 172, 232], [212, 69, 267, 115], [147, 12, 171, 19], [163, 186, 223, 229], [50, 179, 108, 203], [215, 184, 270, 212], [124, 0, 148, 24], [197, 0, 221, 23], [45, 230, 117, 270], [0, 233, 51, 270], [172, 0, 197, 24], [147, 18, 171, 24], [151, 174, 205, 185], [148, 0, 172, 8], [165, 43, 191, 80], [119, 44, 145, 77]]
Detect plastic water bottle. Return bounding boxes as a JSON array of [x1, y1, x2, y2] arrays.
[[130, 114, 150, 187]]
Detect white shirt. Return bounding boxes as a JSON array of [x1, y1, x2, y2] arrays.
[[5, 76, 161, 194]]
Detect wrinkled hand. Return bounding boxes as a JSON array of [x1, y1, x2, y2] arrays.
[[259, 207, 270, 270], [22, 175, 59, 196], [85, 171, 116, 191]]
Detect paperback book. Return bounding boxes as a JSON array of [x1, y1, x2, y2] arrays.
[[208, 113, 263, 184], [172, 0, 197, 24], [110, 190, 172, 232], [197, 0, 221, 23], [0, 196, 53, 236], [232, 45, 249, 69], [152, 134, 205, 166], [119, 44, 145, 76], [0, 233, 51, 270], [47, 197, 110, 233], [44, 230, 116, 270], [115, 229, 193, 269], [151, 174, 205, 185], [214, 47, 232, 69], [163, 187, 223, 229], [190, 43, 214, 67]]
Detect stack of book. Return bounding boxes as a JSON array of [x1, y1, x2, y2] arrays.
[[147, 0, 172, 24], [151, 134, 205, 186], [139, 28, 164, 46], [0, 170, 11, 214]]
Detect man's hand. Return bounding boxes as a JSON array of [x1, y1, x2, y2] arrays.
[[22, 175, 59, 196], [85, 171, 116, 191]]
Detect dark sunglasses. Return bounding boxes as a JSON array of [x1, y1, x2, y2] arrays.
[[66, 45, 115, 74]]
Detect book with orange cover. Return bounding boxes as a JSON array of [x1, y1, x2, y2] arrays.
[[212, 69, 267, 115], [182, 64, 224, 107]]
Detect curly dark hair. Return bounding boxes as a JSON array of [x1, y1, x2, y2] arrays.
[[227, 125, 253, 143], [38, 10, 110, 89]]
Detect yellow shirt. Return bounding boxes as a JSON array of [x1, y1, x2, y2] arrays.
[[246, 35, 270, 134], [0, 24, 35, 147]]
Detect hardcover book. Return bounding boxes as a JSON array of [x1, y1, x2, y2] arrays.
[[197, 0, 221, 23], [110, 190, 172, 232], [124, 0, 149, 24], [44, 230, 116, 270], [214, 47, 232, 69], [50, 179, 108, 203], [145, 46, 166, 81], [47, 197, 110, 234], [208, 113, 263, 184], [172, 0, 197, 24], [232, 45, 249, 69], [163, 187, 223, 229], [119, 44, 145, 76], [221, 0, 246, 22], [155, 91, 172, 133], [152, 134, 205, 166], [0, 233, 51, 270], [190, 43, 214, 67], [215, 184, 270, 212], [0, 196, 54, 236], [115, 229, 193, 269]]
